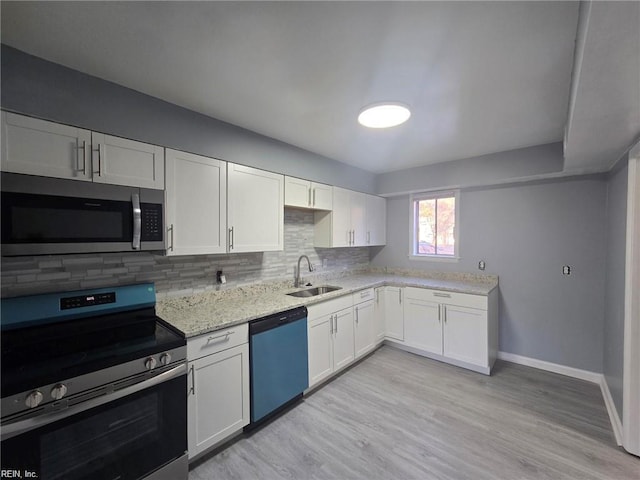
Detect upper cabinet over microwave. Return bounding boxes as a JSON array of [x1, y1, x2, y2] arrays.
[[1, 112, 165, 190]]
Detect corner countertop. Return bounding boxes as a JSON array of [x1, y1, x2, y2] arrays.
[[156, 272, 498, 339]]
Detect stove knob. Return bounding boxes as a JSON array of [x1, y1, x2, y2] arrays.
[[159, 353, 171, 366], [25, 390, 44, 408], [51, 383, 68, 400], [145, 357, 157, 370]]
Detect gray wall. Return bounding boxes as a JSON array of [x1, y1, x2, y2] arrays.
[[376, 142, 564, 196], [603, 158, 628, 416], [0, 45, 375, 194], [372, 176, 608, 372], [1, 208, 370, 298]]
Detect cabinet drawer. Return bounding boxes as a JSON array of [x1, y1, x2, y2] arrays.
[[188, 323, 248, 359], [353, 288, 374, 305], [307, 295, 353, 319], [404, 287, 487, 310]]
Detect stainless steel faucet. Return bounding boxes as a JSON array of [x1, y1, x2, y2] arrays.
[[295, 255, 314, 288]]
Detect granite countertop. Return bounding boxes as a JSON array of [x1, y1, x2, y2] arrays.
[[156, 272, 498, 338]]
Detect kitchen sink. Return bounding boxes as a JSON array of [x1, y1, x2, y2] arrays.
[[286, 285, 342, 298]]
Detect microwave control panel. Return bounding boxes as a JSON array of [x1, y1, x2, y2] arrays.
[[141, 204, 163, 241]]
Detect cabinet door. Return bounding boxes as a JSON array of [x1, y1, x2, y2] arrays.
[[354, 300, 375, 358], [228, 163, 284, 252], [1, 111, 91, 181], [308, 314, 333, 388], [332, 308, 355, 370], [187, 343, 250, 458], [374, 288, 385, 344], [331, 187, 352, 247], [443, 305, 488, 367], [404, 297, 442, 355], [311, 182, 332, 210], [366, 194, 387, 246], [350, 191, 367, 246], [165, 149, 227, 256], [91, 133, 164, 189], [384, 287, 404, 341], [284, 176, 311, 208]]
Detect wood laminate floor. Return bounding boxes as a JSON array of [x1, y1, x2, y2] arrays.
[[189, 346, 640, 480]]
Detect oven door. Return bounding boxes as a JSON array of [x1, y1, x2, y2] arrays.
[[1, 367, 187, 480]]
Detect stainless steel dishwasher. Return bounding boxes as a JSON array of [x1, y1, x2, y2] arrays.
[[247, 306, 308, 429]]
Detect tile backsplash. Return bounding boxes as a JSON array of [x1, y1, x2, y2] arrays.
[[1, 208, 371, 298]]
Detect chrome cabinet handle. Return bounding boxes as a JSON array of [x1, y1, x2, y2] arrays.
[[376, 289, 379, 304], [168, 224, 174, 252], [329, 314, 334, 334], [443, 306, 447, 323], [335, 314, 338, 333], [355, 306, 359, 324], [77, 140, 87, 175], [433, 292, 451, 298], [229, 227, 234, 250], [93, 143, 103, 176], [189, 364, 196, 396], [313, 189, 316, 206], [367, 231, 371, 244], [308, 188, 312, 207], [207, 331, 234, 343], [398, 289, 402, 304], [132, 193, 141, 250], [438, 304, 442, 323]]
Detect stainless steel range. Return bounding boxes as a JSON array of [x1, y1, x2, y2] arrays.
[[0, 283, 188, 480]]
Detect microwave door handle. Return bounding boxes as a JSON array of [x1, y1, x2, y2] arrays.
[[132, 193, 141, 250]]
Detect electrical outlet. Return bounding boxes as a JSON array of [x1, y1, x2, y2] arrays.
[[562, 265, 571, 275], [478, 260, 486, 271]]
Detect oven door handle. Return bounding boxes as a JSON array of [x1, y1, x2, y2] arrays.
[[1, 363, 186, 441]]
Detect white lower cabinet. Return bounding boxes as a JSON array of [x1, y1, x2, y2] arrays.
[[307, 295, 355, 388], [373, 288, 385, 344], [401, 287, 497, 374], [187, 324, 250, 459], [382, 286, 404, 341], [353, 289, 375, 358], [403, 294, 442, 354]]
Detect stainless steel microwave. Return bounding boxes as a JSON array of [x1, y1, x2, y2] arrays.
[[1, 173, 165, 256]]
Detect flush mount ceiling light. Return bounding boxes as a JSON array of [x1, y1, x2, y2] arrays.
[[357, 102, 411, 129]]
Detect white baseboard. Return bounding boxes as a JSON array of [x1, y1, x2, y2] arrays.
[[497, 351, 602, 383], [600, 377, 624, 446], [497, 351, 624, 446]]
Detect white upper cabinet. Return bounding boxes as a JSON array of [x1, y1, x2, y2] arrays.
[[1, 111, 92, 181], [314, 187, 368, 247], [165, 149, 227, 256], [91, 133, 164, 189], [284, 176, 332, 210], [227, 163, 284, 252], [1, 112, 165, 189], [366, 194, 386, 246]]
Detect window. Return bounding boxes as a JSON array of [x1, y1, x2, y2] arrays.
[[410, 191, 459, 259]]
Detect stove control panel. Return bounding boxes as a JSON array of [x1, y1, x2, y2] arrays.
[[60, 292, 116, 310]]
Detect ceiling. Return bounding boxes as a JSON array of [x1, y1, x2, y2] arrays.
[[1, 1, 638, 175]]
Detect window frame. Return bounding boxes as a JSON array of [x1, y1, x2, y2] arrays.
[[409, 190, 460, 262]]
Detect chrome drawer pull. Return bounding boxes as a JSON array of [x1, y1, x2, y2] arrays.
[[433, 292, 451, 298], [206, 331, 233, 343]]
